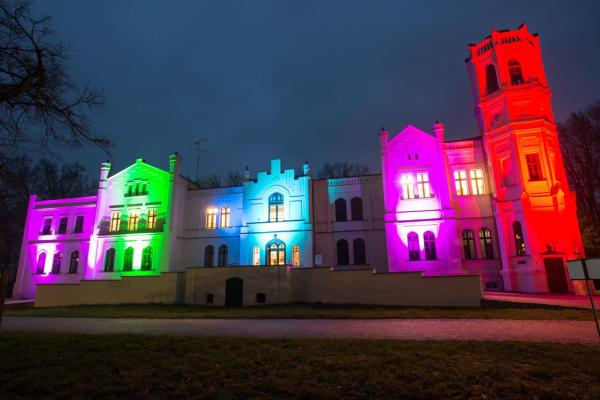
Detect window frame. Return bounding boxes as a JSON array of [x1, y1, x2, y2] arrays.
[[424, 231, 436, 260], [268, 193, 284, 222], [408, 232, 420, 261], [462, 230, 477, 260]]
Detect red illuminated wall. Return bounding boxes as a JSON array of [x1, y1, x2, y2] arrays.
[[466, 24, 585, 293]]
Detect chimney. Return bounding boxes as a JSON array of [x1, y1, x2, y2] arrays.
[[303, 161, 311, 177], [378, 127, 389, 156], [433, 120, 445, 143], [99, 161, 111, 191], [243, 166, 251, 182]]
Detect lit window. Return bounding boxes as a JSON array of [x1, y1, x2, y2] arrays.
[[292, 245, 300, 267], [41, 218, 52, 235], [206, 207, 218, 229], [424, 231, 436, 260], [416, 172, 432, 198], [147, 210, 157, 230], [454, 170, 469, 196], [220, 206, 231, 228], [74, 216, 84, 233], [479, 229, 494, 259], [526, 154, 543, 181], [109, 212, 121, 232], [58, 217, 68, 234], [253, 246, 260, 266], [401, 174, 415, 199], [141, 246, 152, 270], [128, 212, 139, 231], [462, 230, 476, 260], [508, 60, 524, 85], [267, 240, 286, 265], [408, 232, 420, 261], [123, 247, 134, 271], [469, 169, 485, 195], [269, 193, 284, 222]]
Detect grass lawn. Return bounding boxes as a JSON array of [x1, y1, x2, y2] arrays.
[[1, 332, 599, 399], [5, 301, 596, 320]]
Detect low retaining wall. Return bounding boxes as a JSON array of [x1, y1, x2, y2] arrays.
[[33, 266, 482, 308], [290, 268, 481, 307], [34, 272, 185, 307]]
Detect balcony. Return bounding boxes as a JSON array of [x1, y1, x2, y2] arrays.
[[98, 216, 166, 235]]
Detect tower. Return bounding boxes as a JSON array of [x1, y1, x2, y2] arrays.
[[466, 24, 584, 293]]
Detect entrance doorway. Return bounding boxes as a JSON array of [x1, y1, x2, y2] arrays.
[[225, 277, 243, 307], [544, 257, 569, 293]]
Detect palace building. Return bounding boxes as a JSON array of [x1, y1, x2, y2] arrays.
[[11, 25, 584, 303]]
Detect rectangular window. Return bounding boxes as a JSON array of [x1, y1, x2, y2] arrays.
[[526, 153, 543, 181], [269, 204, 284, 222], [416, 172, 431, 198], [109, 212, 121, 232], [253, 246, 260, 266], [292, 245, 300, 267], [400, 174, 415, 199], [147, 210, 157, 229], [58, 217, 68, 234], [41, 218, 52, 235], [206, 208, 217, 229], [469, 169, 485, 195], [454, 170, 468, 196], [74, 216, 84, 233], [128, 212, 139, 231]]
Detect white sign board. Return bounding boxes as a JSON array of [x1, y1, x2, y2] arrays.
[[567, 259, 600, 280], [314, 255, 323, 266]]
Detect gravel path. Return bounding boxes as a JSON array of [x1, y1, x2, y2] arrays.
[[3, 317, 600, 344]]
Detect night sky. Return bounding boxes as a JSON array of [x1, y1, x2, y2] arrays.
[[37, 0, 600, 180]]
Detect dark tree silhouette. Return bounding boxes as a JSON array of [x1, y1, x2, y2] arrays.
[[558, 100, 600, 254], [318, 161, 370, 179], [0, 1, 106, 150], [225, 170, 243, 186]]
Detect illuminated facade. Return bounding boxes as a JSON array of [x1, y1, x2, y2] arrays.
[[13, 25, 583, 299]]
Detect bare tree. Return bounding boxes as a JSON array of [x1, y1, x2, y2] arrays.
[[198, 174, 222, 189], [0, 1, 106, 150], [558, 100, 600, 254], [318, 161, 370, 179], [34, 158, 94, 199], [225, 170, 243, 186]]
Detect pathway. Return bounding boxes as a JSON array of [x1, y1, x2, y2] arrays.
[[2, 317, 599, 344], [484, 291, 600, 309]]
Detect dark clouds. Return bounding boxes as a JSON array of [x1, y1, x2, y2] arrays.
[[37, 0, 600, 179]]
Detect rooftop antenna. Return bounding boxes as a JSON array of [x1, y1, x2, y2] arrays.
[[194, 139, 207, 182]]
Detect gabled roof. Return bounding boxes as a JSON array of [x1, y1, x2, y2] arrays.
[[387, 124, 436, 150], [108, 158, 169, 182]]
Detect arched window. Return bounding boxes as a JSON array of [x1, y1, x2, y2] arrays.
[[486, 64, 499, 94], [69, 250, 79, 274], [123, 247, 134, 271], [424, 231, 436, 260], [408, 232, 420, 261], [508, 60, 523, 85], [292, 244, 300, 267], [462, 230, 476, 260], [513, 221, 526, 256], [350, 197, 363, 221], [218, 245, 228, 266], [353, 238, 366, 265], [335, 198, 347, 222], [104, 248, 115, 272], [204, 245, 214, 267], [36, 252, 46, 275], [337, 239, 349, 265], [219, 206, 231, 228], [51, 252, 62, 274], [141, 246, 153, 270], [268, 193, 284, 222], [266, 239, 285, 266], [479, 229, 494, 259]]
